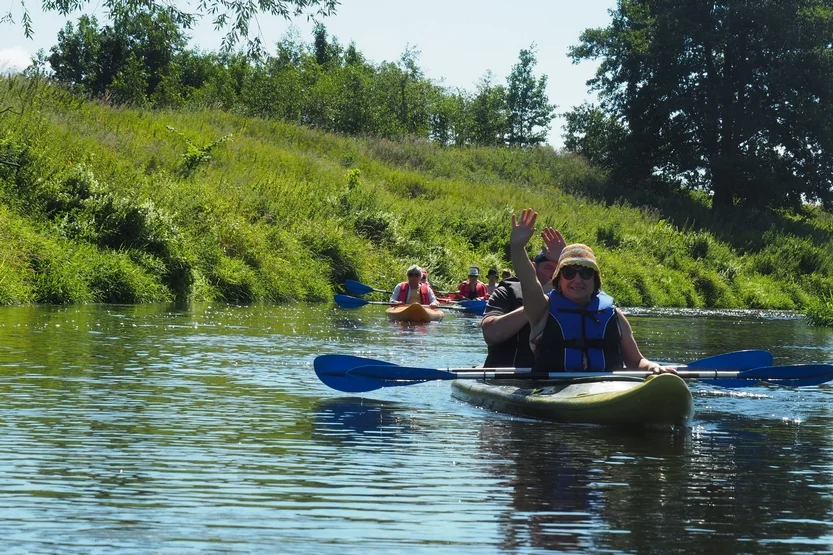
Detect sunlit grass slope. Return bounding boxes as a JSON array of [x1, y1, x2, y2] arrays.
[[1, 75, 833, 312]]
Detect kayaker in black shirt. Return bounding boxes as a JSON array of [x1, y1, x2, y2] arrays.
[[481, 227, 563, 368]]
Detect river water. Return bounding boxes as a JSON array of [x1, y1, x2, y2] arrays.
[[1, 302, 832, 553]]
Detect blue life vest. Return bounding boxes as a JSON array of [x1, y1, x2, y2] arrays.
[[532, 291, 623, 372]]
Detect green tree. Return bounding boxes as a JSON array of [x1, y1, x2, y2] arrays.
[[110, 5, 187, 96], [312, 22, 341, 67], [109, 51, 149, 106], [563, 102, 627, 169], [429, 87, 468, 146], [569, 0, 833, 211], [505, 44, 555, 146], [470, 71, 508, 146], [393, 45, 432, 137], [48, 6, 187, 102], [370, 46, 433, 139], [47, 15, 102, 95], [333, 48, 376, 135]]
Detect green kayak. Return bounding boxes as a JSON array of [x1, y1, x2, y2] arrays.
[[451, 374, 694, 430]]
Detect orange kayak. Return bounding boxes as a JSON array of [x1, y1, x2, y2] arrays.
[[385, 303, 444, 323]]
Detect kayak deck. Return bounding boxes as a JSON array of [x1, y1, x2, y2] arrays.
[[385, 303, 444, 323], [451, 374, 694, 430]]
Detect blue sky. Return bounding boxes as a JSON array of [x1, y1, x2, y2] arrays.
[[0, 0, 617, 147]]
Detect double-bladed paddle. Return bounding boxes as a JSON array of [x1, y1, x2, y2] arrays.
[[345, 363, 833, 390], [345, 279, 454, 298], [333, 294, 477, 313], [313, 350, 831, 392]]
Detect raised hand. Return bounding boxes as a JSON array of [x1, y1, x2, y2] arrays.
[[510, 208, 537, 248], [541, 227, 566, 262]]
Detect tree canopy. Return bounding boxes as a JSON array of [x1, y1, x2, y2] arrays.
[[506, 45, 555, 147], [42, 19, 556, 148], [15, 0, 338, 55], [566, 0, 833, 211]]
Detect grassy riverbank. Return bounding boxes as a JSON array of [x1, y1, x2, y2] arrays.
[[1, 75, 832, 310]]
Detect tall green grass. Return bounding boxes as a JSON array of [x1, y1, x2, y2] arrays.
[[1, 75, 833, 325]]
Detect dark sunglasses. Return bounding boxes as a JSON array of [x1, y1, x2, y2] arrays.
[[560, 266, 595, 280], [407, 272, 421, 277]]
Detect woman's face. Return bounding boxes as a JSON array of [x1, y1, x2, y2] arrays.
[[557, 265, 595, 306]]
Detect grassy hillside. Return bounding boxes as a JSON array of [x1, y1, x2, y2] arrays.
[[2, 75, 833, 311]]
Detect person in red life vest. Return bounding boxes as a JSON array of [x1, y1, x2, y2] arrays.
[[390, 264, 440, 307], [458, 266, 488, 300]]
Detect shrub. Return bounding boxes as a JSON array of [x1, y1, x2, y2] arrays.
[[806, 293, 833, 327], [690, 267, 738, 308], [211, 254, 260, 303], [596, 223, 623, 249], [736, 275, 797, 310], [687, 231, 711, 259], [86, 251, 169, 303]]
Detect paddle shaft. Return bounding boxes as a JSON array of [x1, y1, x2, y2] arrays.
[[335, 294, 477, 312], [344, 363, 833, 391], [345, 279, 453, 297], [349, 367, 783, 381], [416, 369, 770, 380]]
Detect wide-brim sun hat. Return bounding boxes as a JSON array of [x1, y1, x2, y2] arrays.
[[553, 244, 601, 286], [468, 266, 480, 276]]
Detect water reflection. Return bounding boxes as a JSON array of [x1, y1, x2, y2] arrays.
[[471, 412, 833, 553], [472, 417, 688, 552], [312, 397, 417, 442], [0, 303, 832, 552]]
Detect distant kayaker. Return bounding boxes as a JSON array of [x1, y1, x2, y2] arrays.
[[500, 269, 512, 280], [481, 228, 563, 368], [485, 268, 500, 296], [390, 264, 440, 307], [510, 208, 674, 374], [458, 266, 488, 300]]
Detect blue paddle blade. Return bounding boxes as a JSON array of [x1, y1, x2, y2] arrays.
[[702, 364, 833, 388], [685, 349, 773, 371], [344, 280, 375, 296], [739, 364, 833, 379], [315, 371, 386, 392], [350, 365, 456, 381], [456, 299, 486, 315], [313, 355, 398, 393], [314, 354, 396, 375], [333, 294, 369, 309]]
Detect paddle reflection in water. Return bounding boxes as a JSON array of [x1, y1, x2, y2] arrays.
[[311, 397, 419, 442]]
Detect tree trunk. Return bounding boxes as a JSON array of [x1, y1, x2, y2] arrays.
[[711, 165, 735, 211]]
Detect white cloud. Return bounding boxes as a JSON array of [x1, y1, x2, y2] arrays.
[[0, 46, 32, 73]]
